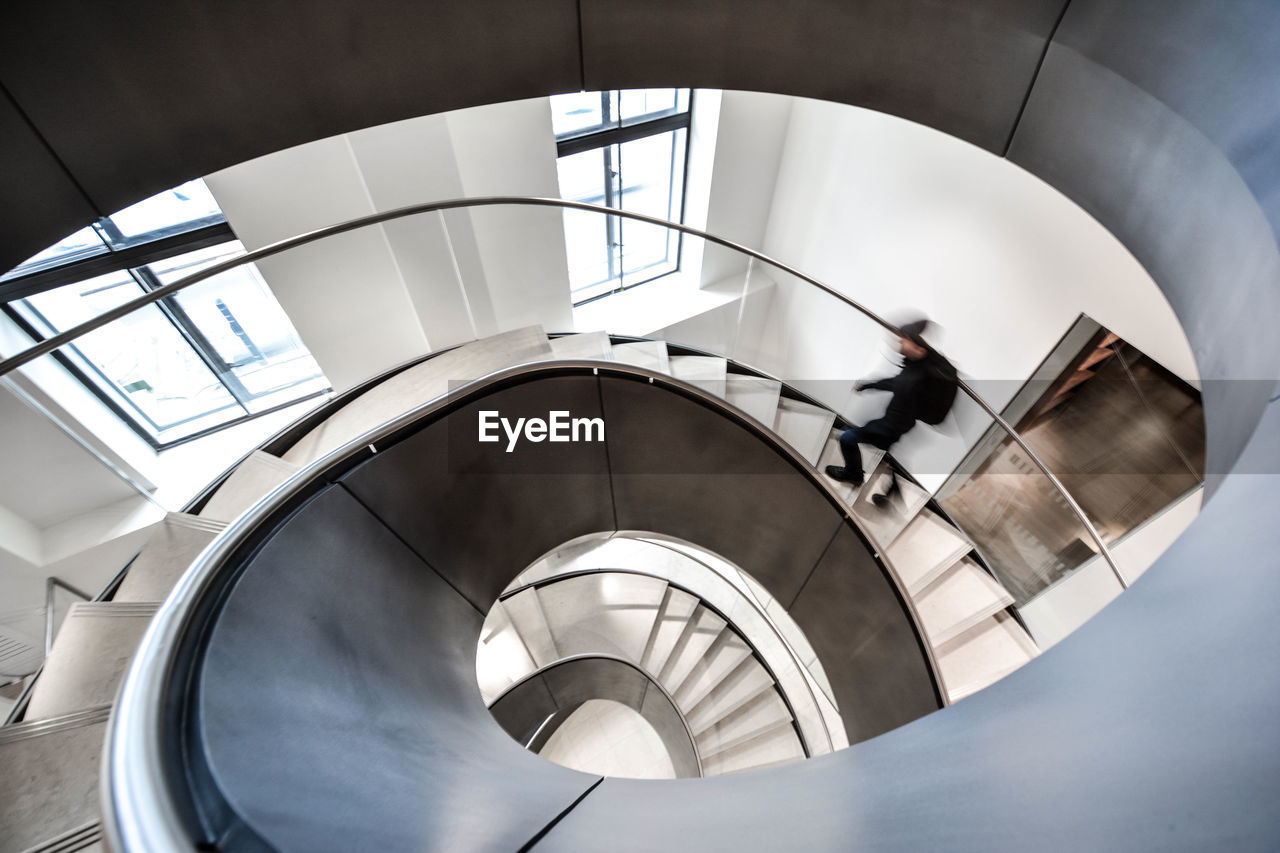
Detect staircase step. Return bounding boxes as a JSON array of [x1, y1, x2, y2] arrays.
[[672, 629, 752, 711], [697, 714, 796, 761], [916, 557, 1015, 647], [113, 513, 226, 603], [21, 819, 101, 853], [197, 450, 299, 523], [668, 356, 728, 399], [610, 340, 670, 374], [0, 706, 110, 853], [850, 459, 931, 548], [936, 612, 1039, 702], [699, 722, 805, 776], [694, 689, 793, 758], [548, 331, 612, 360], [885, 509, 974, 597], [493, 588, 560, 669], [536, 573, 668, 664], [281, 326, 552, 466], [476, 601, 539, 705], [657, 606, 725, 692], [640, 587, 699, 675], [724, 375, 782, 426], [24, 603, 157, 721], [772, 398, 837, 465], [686, 657, 775, 734], [816, 429, 885, 504]]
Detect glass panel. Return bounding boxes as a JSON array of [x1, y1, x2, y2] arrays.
[[550, 91, 615, 139], [149, 243, 329, 413], [617, 129, 685, 288], [618, 88, 688, 123], [103, 179, 223, 241], [2, 226, 108, 279], [557, 147, 617, 298], [16, 272, 242, 440]]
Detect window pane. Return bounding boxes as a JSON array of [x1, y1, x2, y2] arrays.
[[551, 91, 616, 138], [104, 179, 224, 241], [3, 226, 108, 279], [17, 272, 242, 438], [557, 148, 616, 293], [149, 244, 329, 412], [617, 129, 685, 285], [618, 88, 687, 122]]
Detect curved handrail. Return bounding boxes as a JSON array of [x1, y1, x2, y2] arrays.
[[486, 651, 705, 777], [103, 359, 941, 851], [1, 197, 1123, 586], [497, 564, 830, 757]]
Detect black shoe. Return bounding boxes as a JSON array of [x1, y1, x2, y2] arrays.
[[825, 465, 864, 487], [871, 492, 892, 508]]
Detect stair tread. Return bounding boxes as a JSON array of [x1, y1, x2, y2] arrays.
[[816, 429, 885, 504], [24, 603, 157, 721], [281, 326, 552, 466], [113, 513, 223, 603], [695, 690, 793, 757], [686, 658, 775, 734], [916, 557, 1015, 647], [476, 601, 539, 705], [658, 607, 726, 692], [772, 398, 837, 465], [937, 612, 1038, 702], [498, 588, 560, 669], [673, 631, 753, 711], [641, 587, 699, 675], [885, 509, 974, 596], [724, 375, 782, 426], [0, 711, 107, 852], [850, 460, 932, 548], [536, 573, 669, 664], [610, 340, 670, 374], [548, 331, 612, 360], [700, 723, 805, 776], [668, 356, 728, 399], [197, 450, 300, 523]]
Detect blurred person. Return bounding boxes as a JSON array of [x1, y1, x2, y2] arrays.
[[825, 318, 957, 506]]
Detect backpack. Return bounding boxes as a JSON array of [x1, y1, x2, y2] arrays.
[[916, 356, 958, 426]]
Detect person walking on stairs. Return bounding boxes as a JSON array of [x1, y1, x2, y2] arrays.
[[825, 318, 957, 507]]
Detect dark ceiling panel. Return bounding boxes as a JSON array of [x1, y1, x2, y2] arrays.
[[579, 0, 1068, 153], [0, 88, 101, 273], [0, 0, 580, 269]]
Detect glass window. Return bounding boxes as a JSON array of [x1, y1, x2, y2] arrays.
[[5, 185, 330, 447], [101, 179, 224, 243], [552, 90, 691, 303], [15, 272, 243, 440], [2, 226, 108, 280]]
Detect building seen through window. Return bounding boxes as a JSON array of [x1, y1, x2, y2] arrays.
[[552, 89, 691, 303], [2, 180, 329, 447]]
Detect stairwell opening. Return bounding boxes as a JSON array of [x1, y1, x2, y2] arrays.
[[475, 531, 846, 778]]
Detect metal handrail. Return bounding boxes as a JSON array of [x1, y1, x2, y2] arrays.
[[0, 197, 1124, 585], [103, 360, 942, 851]]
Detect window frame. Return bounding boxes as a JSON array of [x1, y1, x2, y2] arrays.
[[2, 216, 330, 451], [555, 90, 694, 305]]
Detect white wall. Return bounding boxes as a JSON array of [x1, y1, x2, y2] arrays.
[[206, 97, 572, 389]]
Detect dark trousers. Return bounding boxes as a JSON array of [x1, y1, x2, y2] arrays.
[[838, 421, 906, 493]]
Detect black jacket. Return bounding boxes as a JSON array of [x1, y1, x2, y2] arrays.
[[861, 351, 957, 435]]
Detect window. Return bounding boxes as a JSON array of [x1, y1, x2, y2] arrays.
[[3, 182, 329, 447], [552, 90, 691, 303]]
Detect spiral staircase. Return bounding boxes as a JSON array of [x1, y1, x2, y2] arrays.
[[0, 324, 1042, 852]]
